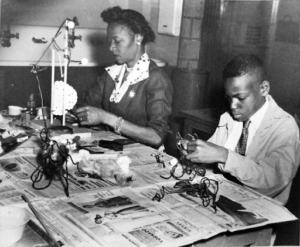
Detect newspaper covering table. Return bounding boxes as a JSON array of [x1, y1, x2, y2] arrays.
[[0, 130, 297, 247]]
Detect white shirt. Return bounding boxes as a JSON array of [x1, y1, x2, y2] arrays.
[[224, 96, 269, 154]]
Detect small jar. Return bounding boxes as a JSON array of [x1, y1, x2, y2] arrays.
[[27, 93, 36, 116]]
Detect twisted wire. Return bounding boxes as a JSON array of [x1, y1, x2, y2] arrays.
[[152, 179, 218, 211], [30, 128, 77, 196], [156, 132, 218, 211], [160, 157, 206, 181]]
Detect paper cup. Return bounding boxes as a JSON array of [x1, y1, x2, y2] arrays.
[[36, 107, 50, 119], [8, 106, 23, 116], [0, 206, 30, 247]]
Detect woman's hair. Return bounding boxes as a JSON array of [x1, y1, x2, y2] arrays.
[[223, 54, 267, 82], [101, 6, 155, 45]]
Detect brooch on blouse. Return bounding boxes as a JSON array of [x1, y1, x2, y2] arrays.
[[129, 90, 136, 98]]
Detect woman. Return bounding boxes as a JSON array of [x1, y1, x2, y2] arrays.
[[69, 6, 173, 149]]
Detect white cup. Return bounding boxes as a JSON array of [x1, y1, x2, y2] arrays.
[[8, 106, 23, 116], [36, 107, 49, 119]]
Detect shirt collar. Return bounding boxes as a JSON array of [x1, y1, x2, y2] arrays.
[[105, 53, 150, 103], [249, 95, 269, 130], [105, 53, 150, 86]]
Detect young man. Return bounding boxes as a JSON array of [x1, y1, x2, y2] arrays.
[[185, 54, 300, 204]]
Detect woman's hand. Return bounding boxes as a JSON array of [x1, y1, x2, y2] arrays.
[[65, 112, 78, 124], [74, 106, 162, 148], [75, 106, 108, 126]]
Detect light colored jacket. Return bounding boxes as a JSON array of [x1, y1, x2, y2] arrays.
[[209, 95, 300, 204]]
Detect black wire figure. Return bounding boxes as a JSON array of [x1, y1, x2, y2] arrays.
[[174, 179, 218, 211], [151, 152, 165, 168], [152, 179, 218, 212], [30, 128, 78, 197], [160, 132, 205, 181], [154, 132, 219, 212]]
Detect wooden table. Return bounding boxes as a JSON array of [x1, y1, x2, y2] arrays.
[[19, 215, 273, 247], [193, 226, 272, 246], [1, 120, 291, 247]]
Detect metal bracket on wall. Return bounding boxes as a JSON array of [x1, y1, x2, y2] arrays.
[[32, 37, 48, 44], [1, 25, 19, 47]]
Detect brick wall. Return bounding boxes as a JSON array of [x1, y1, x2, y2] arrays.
[[177, 0, 205, 69]]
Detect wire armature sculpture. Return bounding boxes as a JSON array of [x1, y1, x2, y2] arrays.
[[152, 132, 219, 211], [31, 128, 71, 196]]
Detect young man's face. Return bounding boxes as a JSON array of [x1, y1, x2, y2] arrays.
[[224, 73, 267, 122]]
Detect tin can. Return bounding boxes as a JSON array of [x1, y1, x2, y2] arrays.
[[20, 110, 26, 123], [25, 111, 31, 123]]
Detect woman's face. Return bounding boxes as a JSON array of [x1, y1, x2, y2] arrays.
[[107, 23, 141, 67]]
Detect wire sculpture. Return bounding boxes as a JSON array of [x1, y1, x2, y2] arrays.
[[154, 132, 219, 211], [30, 128, 78, 197], [160, 132, 205, 180], [151, 152, 165, 168], [152, 178, 218, 211]]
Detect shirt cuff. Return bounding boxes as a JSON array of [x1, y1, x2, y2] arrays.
[[218, 150, 240, 174]]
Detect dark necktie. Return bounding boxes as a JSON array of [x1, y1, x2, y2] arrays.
[[235, 120, 251, 156]]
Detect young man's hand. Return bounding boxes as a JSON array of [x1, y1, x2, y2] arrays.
[[185, 139, 228, 164]]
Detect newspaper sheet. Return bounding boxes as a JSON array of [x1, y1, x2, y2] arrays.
[[22, 187, 225, 247], [0, 130, 297, 246], [0, 153, 174, 204], [11, 178, 296, 247], [0, 154, 296, 247]]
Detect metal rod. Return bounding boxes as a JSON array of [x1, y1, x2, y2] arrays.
[[51, 48, 55, 124], [21, 194, 60, 247]]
